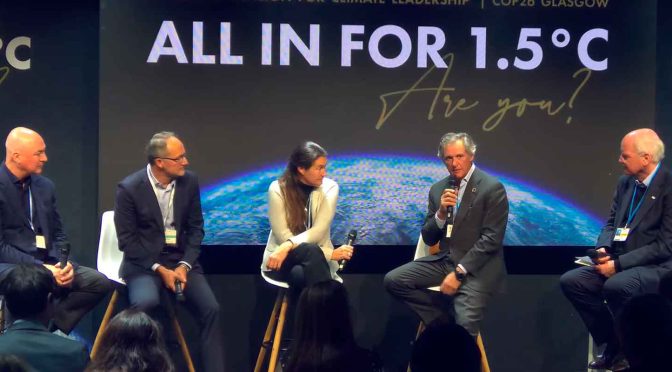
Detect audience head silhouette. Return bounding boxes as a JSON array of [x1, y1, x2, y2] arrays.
[[86, 309, 174, 372], [410, 321, 481, 372], [0, 264, 54, 323], [285, 280, 379, 372]]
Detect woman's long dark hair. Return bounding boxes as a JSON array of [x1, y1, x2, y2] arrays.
[[86, 309, 175, 372], [285, 280, 356, 372], [280, 141, 327, 235]]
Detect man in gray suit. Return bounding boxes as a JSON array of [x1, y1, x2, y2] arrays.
[[385, 132, 509, 337]]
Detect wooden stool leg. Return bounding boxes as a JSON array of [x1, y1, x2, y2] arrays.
[[477, 333, 490, 372], [171, 314, 196, 372], [0, 296, 5, 334], [255, 290, 285, 372], [268, 292, 289, 372], [90, 289, 119, 359], [407, 321, 427, 372]]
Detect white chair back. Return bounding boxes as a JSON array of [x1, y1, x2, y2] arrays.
[[97, 211, 125, 285], [415, 234, 440, 291], [414, 234, 431, 260]]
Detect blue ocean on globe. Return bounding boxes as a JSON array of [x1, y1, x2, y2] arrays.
[[201, 155, 602, 246]]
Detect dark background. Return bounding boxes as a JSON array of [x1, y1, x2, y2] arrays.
[[1, 0, 671, 371]]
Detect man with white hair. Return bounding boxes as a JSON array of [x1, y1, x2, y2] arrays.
[[385, 132, 509, 338], [561, 128, 672, 370], [0, 127, 112, 335]]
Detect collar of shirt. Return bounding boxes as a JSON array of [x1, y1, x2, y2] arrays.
[[458, 163, 476, 190], [146, 164, 175, 191], [2, 163, 30, 188], [638, 162, 660, 188], [450, 163, 476, 207]]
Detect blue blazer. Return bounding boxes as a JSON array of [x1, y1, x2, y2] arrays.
[[114, 168, 204, 279], [596, 166, 672, 271], [0, 163, 67, 275]]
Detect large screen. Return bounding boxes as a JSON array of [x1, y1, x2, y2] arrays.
[[99, 0, 656, 246]]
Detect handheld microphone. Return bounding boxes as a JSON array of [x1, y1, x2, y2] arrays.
[[175, 280, 186, 302], [446, 175, 458, 221], [586, 248, 610, 261], [338, 230, 357, 272], [56, 241, 70, 269]]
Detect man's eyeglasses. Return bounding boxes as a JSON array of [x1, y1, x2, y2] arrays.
[[157, 154, 187, 163]]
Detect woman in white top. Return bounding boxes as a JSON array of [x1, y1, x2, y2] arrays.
[[262, 141, 354, 292]]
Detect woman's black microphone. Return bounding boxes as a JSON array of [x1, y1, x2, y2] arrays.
[[338, 230, 357, 272]]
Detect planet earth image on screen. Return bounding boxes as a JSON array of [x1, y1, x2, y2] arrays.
[[201, 155, 602, 246]]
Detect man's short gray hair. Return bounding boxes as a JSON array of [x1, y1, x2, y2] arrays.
[[634, 133, 665, 163], [146, 131, 176, 164], [437, 132, 477, 158]]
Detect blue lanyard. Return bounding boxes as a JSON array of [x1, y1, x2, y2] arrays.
[[28, 186, 34, 231], [626, 166, 659, 227]]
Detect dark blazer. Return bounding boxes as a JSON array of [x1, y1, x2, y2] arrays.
[[0, 319, 89, 372], [114, 168, 204, 279], [0, 164, 67, 275], [420, 167, 509, 292], [596, 166, 672, 271]]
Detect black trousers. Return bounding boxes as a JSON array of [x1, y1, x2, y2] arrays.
[[266, 243, 333, 297], [126, 258, 224, 372], [384, 257, 492, 337], [560, 265, 667, 347], [0, 264, 113, 334]]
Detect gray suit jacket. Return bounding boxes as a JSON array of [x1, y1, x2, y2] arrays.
[[420, 167, 509, 292]]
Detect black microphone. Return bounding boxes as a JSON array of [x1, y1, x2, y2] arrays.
[[446, 175, 458, 221], [586, 248, 610, 260], [338, 230, 357, 272], [175, 280, 186, 302], [56, 241, 70, 269]]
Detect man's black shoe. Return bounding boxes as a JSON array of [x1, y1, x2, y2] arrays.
[[588, 354, 612, 370], [588, 353, 628, 371]]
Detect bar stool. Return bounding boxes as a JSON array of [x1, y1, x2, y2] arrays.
[[408, 235, 491, 372], [254, 272, 290, 372], [254, 270, 344, 372], [90, 211, 195, 372]]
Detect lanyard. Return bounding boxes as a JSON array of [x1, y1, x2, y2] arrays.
[[625, 166, 659, 227], [28, 186, 34, 231]]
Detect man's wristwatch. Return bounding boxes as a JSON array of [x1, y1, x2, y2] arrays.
[[455, 268, 466, 282]]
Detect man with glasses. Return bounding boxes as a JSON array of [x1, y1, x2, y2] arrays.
[[561, 128, 672, 371], [114, 131, 224, 371], [0, 127, 112, 335]]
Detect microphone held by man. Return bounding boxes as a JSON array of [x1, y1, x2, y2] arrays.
[[586, 247, 613, 264], [444, 175, 458, 221], [56, 241, 70, 269]]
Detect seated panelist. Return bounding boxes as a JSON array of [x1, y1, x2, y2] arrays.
[[0, 127, 111, 335], [114, 131, 223, 372], [262, 141, 354, 294]]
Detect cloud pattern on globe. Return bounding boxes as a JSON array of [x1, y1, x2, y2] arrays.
[[201, 155, 603, 246]]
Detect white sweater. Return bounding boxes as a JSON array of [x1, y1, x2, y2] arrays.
[[261, 177, 340, 278]]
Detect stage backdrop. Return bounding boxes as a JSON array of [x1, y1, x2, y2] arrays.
[[99, 0, 656, 246]]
